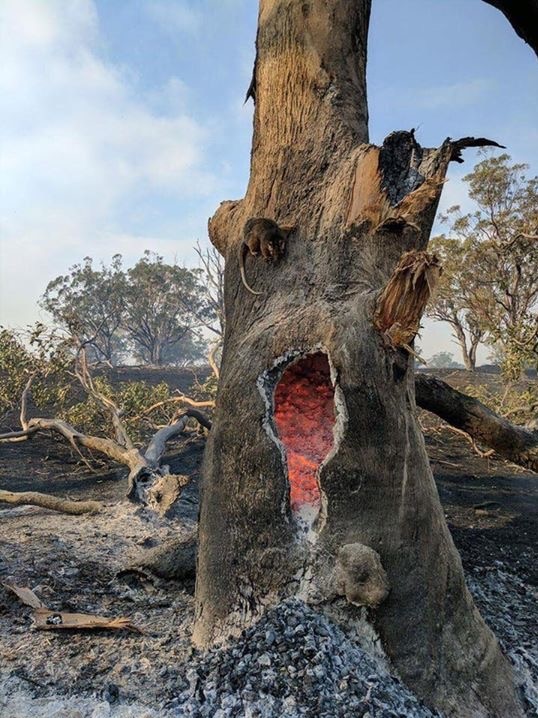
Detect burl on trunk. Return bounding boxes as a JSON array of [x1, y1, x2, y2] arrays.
[[194, 2, 523, 716]]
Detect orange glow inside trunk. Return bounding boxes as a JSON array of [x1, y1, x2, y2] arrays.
[[273, 353, 335, 513]]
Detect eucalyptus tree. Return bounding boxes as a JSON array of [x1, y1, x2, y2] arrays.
[[194, 2, 527, 716]]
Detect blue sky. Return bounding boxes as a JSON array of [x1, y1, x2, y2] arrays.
[[0, 0, 536, 361]]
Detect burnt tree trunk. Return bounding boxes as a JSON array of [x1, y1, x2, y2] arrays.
[[194, 2, 524, 716]]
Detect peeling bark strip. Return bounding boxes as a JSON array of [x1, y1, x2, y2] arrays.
[[196, 1, 523, 716], [415, 374, 538, 471], [374, 250, 441, 350]]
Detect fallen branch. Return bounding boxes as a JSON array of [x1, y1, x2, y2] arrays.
[[415, 374, 538, 472], [0, 427, 39, 442], [0, 490, 101, 515], [0, 409, 210, 505], [75, 349, 133, 450]]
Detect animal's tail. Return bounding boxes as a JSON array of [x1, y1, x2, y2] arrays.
[[239, 245, 263, 295]]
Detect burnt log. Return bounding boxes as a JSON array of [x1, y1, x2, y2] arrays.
[[194, 2, 524, 716], [415, 373, 538, 471]]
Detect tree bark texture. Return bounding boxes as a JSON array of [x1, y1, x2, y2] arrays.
[[194, 2, 523, 716]]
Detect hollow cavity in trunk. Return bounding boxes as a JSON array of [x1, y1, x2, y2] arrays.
[[273, 353, 335, 520]]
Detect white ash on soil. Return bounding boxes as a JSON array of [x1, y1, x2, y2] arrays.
[[1, 466, 536, 717]]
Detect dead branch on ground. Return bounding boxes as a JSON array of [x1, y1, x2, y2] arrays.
[[0, 490, 101, 515], [0, 351, 212, 508], [415, 374, 538, 472]]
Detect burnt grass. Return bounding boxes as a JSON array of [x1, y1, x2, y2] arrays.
[[0, 369, 536, 716]]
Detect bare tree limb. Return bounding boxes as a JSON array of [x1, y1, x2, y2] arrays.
[[19, 374, 35, 431], [415, 373, 538, 472], [0, 427, 39, 442], [144, 410, 212, 466], [75, 349, 134, 450], [0, 490, 101, 514], [208, 341, 221, 380]]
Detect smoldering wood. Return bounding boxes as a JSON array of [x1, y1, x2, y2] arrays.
[[195, 1, 524, 716], [415, 374, 538, 471]]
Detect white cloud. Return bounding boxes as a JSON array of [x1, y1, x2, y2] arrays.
[[0, 0, 214, 327]]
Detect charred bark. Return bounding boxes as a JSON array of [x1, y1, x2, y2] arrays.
[[415, 373, 538, 471], [194, 2, 523, 716], [483, 0, 538, 56]]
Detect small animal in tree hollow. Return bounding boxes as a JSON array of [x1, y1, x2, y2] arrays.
[[239, 218, 293, 295]]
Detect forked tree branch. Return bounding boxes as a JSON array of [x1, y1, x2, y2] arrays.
[[75, 349, 134, 451], [144, 410, 212, 466], [0, 378, 212, 508]]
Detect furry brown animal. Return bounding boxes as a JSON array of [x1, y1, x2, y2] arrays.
[[239, 218, 291, 295]]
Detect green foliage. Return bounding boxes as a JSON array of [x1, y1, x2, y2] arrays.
[[196, 371, 219, 402], [464, 381, 538, 429], [0, 325, 213, 450], [0, 328, 35, 416], [0, 325, 75, 418], [124, 251, 209, 366], [60, 377, 174, 443], [41, 256, 126, 365], [429, 154, 538, 377], [41, 251, 213, 367]]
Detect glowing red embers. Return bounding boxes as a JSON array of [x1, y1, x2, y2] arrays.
[[273, 353, 335, 514]]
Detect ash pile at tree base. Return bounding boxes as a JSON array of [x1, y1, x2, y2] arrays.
[[166, 599, 438, 718]]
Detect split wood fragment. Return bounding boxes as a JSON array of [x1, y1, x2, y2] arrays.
[[373, 249, 441, 359], [4, 583, 143, 633]]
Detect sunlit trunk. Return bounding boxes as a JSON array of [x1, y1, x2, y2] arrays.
[[193, 2, 523, 716]]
